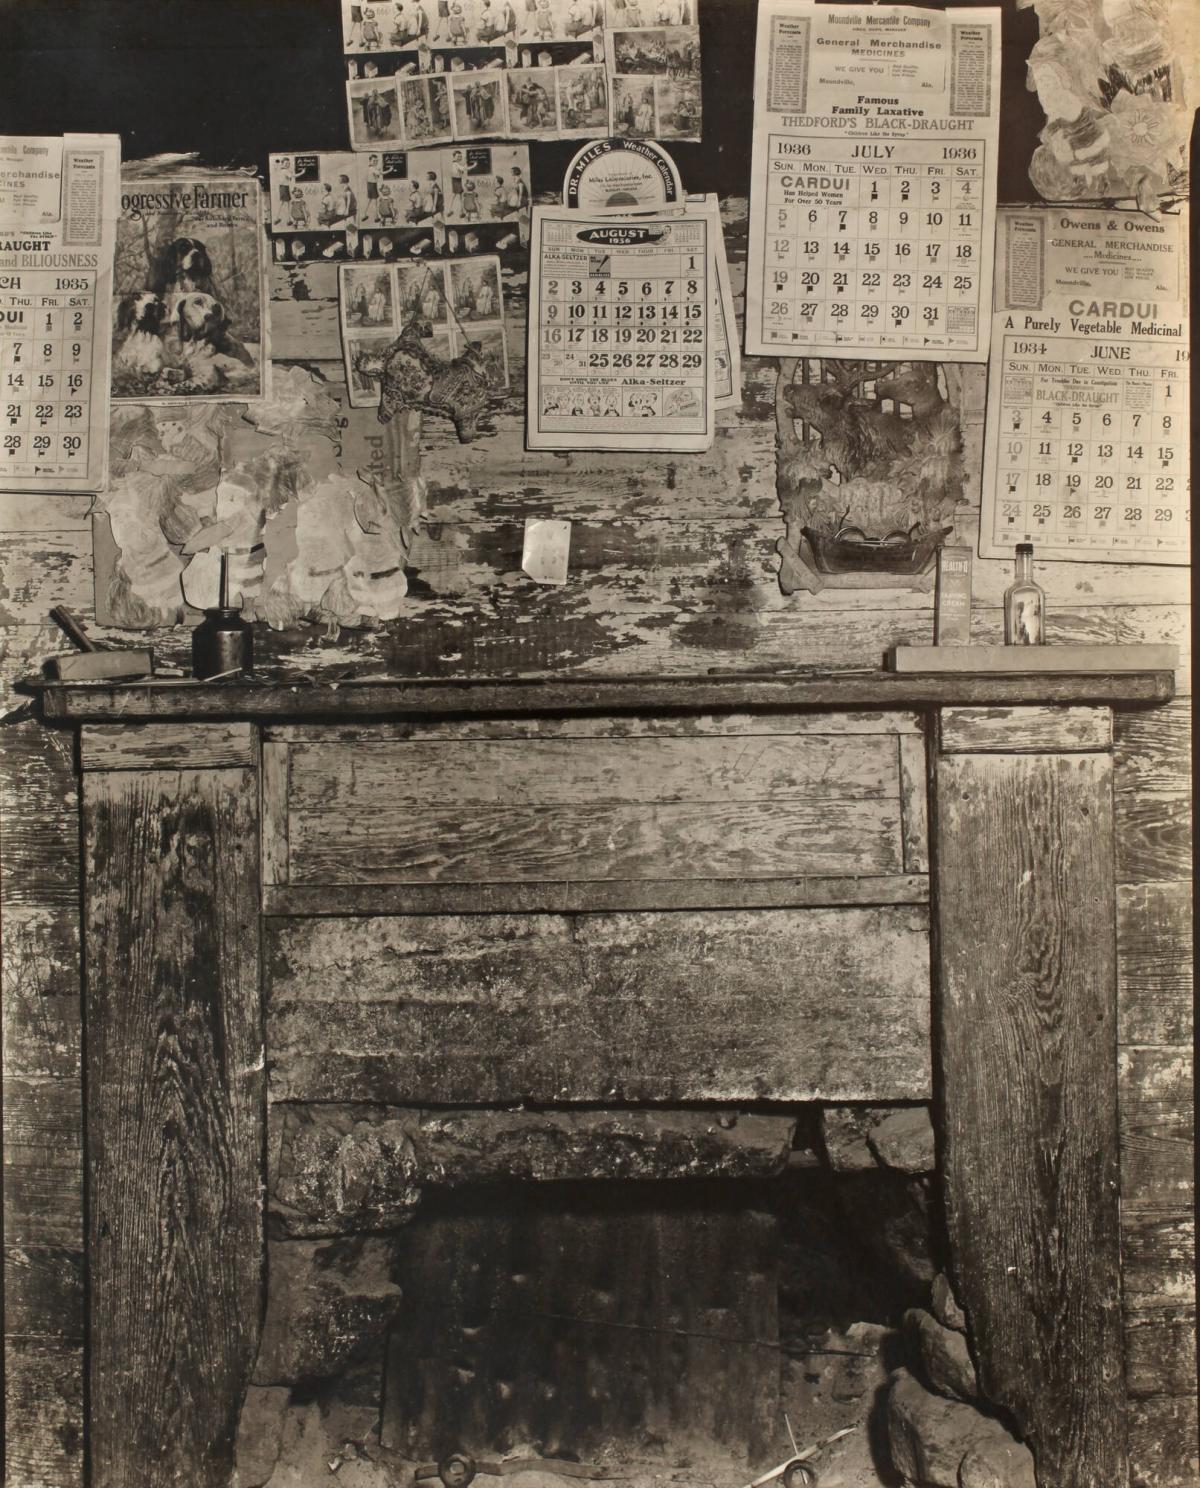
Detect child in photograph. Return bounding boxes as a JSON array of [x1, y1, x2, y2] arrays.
[[317, 183, 339, 225], [533, 0, 555, 42], [447, 1, 469, 44], [334, 173, 358, 222], [362, 7, 382, 48], [423, 169, 444, 219], [275, 158, 294, 226], [289, 186, 309, 229], [406, 178, 425, 221], [347, 1, 365, 46], [364, 155, 381, 223], [474, 269, 497, 318], [378, 184, 398, 224], [461, 178, 481, 220], [506, 164, 529, 213]]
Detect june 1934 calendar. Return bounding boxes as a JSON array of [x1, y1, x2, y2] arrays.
[[0, 134, 119, 493], [981, 208, 1189, 565], [527, 206, 714, 452], [746, 2, 1000, 363]]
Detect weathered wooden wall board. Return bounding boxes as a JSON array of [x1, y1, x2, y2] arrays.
[[935, 750, 1127, 1488], [267, 906, 932, 1105], [82, 766, 264, 1488]]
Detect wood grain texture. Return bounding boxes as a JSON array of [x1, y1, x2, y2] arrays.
[[3, 1339, 84, 1488], [382, 1185, 779, 1463], [289, 798, 905, 886], [267, 906, 932, 1105], [935, 751, 1127, 1488], [267, 709, 926, 742], [79, 722, 256, 771], [1114, 698, 1193, 885], [37, 666, 1175, 723], [2, 1076, 83, 1250], [0, 530, 93, 627], [0, 722, 80, 910], [1128, 1395, 1200, 1488], [260, 739, 290, 888], [1118, 1046, 1194, 1211], [82, 765, 264, 1488], [1117, 881, 1194, 1047], [290, 733, 901, 804], [898, 733, 929, 874], [939, 705, 1113, 753], [263, 873, 930, 917]]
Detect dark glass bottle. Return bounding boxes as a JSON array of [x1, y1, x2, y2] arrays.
[[192, 606, 253, 679], [1003, 542, 1046, 645]]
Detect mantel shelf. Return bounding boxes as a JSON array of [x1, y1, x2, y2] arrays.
[[29, 658, 1175, 723]]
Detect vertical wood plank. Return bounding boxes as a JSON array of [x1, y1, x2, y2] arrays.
[[934, 749, 1127, 1488], [82, 763, 264, 1488], [260, 740, 290, 887], [898, 734, 929, 874]]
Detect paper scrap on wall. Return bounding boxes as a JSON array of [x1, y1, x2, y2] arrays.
[[0, 133, 120, 493], [339, 254, 510, 413], [746, 2, 1000, 363], [527, 205, 715, 451], [111, 174, 267, 402], [981, 206, 1189, 565]]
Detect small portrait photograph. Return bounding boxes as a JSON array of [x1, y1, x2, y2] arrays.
[[451, 74, 504, 136], [556, 65, 607, 132], [611, 77, 656, 137], [388, 0, 432, 47], [344, 266, 395, 328], [459, 322, 509, 387], [612, 28, 666, 74], [449, 258, 502, 322], [349, 79, 403, 145], [655, 76, 700, 139], [506, 70, 557, 135], [344, 0, 400, 50], [663, 24, 700, 76], [396, 262, 450, 325]]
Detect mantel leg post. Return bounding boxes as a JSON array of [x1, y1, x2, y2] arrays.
[[80, 725, 264, 1488], [932, 709, 1128, 1488]]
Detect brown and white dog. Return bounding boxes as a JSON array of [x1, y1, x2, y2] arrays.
[[151, 237, 216, 299], [176, 292, 255, 388], [113, 292, 168, 377]]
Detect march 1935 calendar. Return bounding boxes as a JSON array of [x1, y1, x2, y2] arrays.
[[0, 134, 119, 493], [981, 207, 1189, 565], [746, 1, 1000, 363], [527, 205, 714, 451]]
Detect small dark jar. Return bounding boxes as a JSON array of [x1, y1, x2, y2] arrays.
[[192, 606, 253, 679]]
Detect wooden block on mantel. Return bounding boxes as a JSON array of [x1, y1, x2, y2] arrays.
[[888, 644, 1179, 675]]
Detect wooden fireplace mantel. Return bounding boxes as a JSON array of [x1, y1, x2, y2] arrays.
[[37, 659, 1176, 1488]]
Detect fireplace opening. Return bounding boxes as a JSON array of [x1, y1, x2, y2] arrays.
[[241, 1105, 1034, 1488]]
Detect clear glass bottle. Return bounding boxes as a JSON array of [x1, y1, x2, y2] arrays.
[[1004, 542, 1046, 645]]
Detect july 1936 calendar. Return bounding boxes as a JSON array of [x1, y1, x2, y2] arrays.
[[981, 207, 1189, 565], [0, 134, 119, 493], [746, 2, 999, 363], [527, 206, 714, 451]]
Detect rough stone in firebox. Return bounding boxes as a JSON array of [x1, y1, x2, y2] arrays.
[[885, 1367, 1035, 1488], [819, 1104, 935, 1175], [930, 1273, 968, 1334], [253, 1238, 403, 1385], [904, 1308, 979, 1403]]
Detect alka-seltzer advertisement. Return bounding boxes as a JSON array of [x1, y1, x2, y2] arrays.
[[981, 206, 1189, 565], [0, 133, 120, 493], [111, 176, 267, 402]]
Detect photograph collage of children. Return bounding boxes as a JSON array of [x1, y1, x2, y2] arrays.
[[341, 0, 699, 143], [338, 255, 509, 408], [269, 145, 531, 262]]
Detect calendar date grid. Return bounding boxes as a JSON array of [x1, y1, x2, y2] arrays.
[[993, 335, 1189, 554], [1, 269, 95, 476]]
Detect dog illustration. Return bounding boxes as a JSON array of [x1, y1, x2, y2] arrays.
[[176, 292, 255, 388], [151, 237, 216, 298], [113, 292, 168, 377]]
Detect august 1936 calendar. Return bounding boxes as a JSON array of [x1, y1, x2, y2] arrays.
[[527, 205, 714, 451], [746, 2, 1000, 363], [0, 134, 119, 493], [981, 208, 1190, 565]]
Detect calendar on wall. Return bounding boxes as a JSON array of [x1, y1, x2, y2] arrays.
[[526, 206, 715, 452], [0, 134, 119, 493], [981, 208, 1190, 565], [746, 1, 1000, 364]]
